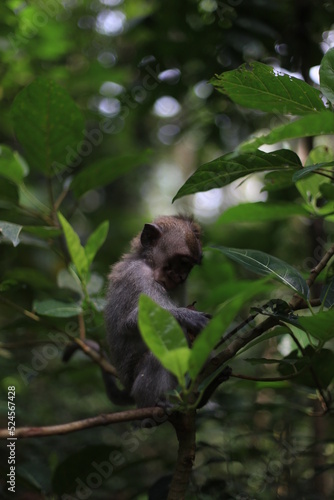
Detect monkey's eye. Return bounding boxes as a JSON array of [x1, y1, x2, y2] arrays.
[[166, 255, 195, 275], [176, 258, 193, 273]]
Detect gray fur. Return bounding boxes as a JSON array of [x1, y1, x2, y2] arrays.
[[104, 215, 209, 407]]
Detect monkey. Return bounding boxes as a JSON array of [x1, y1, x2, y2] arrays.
[[104, 215, 211, 408]]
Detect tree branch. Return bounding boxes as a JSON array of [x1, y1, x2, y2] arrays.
[[290, 242, 334, 309], [0, 407, 166, 439]]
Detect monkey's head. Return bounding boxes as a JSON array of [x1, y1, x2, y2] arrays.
[[139, 215, 203, 291]]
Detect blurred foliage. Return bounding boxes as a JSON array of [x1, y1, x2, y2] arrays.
[[0, 0, 334, 499]]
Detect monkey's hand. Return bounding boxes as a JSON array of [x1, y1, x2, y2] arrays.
[[185, 302, 211, 343], [174, 307, 211, 335]]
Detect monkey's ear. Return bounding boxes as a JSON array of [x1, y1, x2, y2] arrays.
[[141, 223, 162, 247]]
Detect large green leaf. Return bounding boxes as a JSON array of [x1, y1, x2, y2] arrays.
[[11, 78, 84, 176], [70, 150, 152, 198], [239, 112, 334, 153], [298, 309, 334, 343], [173, 149, 301, 201], [0, 145, 28, 184], [319, 47, 334, 105], [211, 62, 326, 115], [218, 202, 309, 224], [138, 294, 190, 385], [84, 220, 109, 267], [214, 246, 309, 298], [58, 213, 88, 281], [33, 299, 82, 318]]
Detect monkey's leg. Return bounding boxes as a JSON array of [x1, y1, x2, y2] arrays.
[[131, 352, 177, 408]]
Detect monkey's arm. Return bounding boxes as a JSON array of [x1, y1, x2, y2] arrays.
[[125, 305, 210, 335]]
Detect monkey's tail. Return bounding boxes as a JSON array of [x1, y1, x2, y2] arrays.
[[63, 339, 134, 406]]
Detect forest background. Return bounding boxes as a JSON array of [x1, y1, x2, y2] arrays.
[[1, 0, 334, 499]]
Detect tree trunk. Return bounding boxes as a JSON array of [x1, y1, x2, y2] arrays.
[[167, 410, 197, 500]]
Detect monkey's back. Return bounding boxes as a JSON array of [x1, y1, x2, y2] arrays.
[[105, 257, 157, 390]]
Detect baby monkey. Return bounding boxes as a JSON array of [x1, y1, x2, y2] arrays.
[[104, 215, 210, 407]]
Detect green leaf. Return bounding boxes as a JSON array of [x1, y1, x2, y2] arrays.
[[218, 202, 309, 224], [85, 221, 109, 267], [189, 279, 270, 380], [0, 145, 28, 184], [278, 347, 334, 389], [57, 213, 88, 280], [23, 226, 62, 239], [298, 309, 334, 342], [214, 246, 309, 298], [173, 149, 301, 201], [239, 326, 289, 355], [319, 47, 334, 105], [57, 268, 83, 296], [211, 62, 326, 115], [86, 273, 104, 296], [292, 161, 334, 182], [294, 146, 334, 214], [320, 183, 334, 201], [11, 78, 85, 177], [0, 220, 22, 246], [262, 170, 296, 192], [33, 299, 82, 318], [188, 295, 244, 380], [239, 111, 334, 153], [70, 150, 152, 198], [138, 294, 190, 386]]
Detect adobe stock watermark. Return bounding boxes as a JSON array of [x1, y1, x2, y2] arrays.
[[8, 0, 71, 51], [301, 235, 329, 273], [246, 438, 304, 496], [60, 408, 170, 499], [16, 308, 98, 385], [17, 326, 76, 385], [52, 62, 162, 181]]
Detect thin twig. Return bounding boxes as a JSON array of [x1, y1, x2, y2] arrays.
[[0, 407, 166, 439], [0, 295, 40, 322], [73, 338, 118, 376], [0, 296, 118, 376]]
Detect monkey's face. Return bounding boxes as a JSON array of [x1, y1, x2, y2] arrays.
[[140, 216, 203, 290], [154, 254, 197, 290]]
